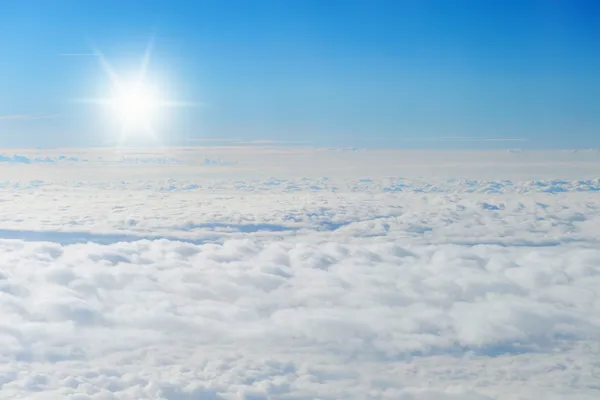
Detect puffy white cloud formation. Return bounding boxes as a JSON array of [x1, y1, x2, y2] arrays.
[[0, 147, 598, 399], [1, 237, 599, 399]]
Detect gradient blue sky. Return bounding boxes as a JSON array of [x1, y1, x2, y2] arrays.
[[1, 0, 599, 148]]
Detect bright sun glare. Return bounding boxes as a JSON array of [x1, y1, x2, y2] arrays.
[[78, 38, 198, 145], [110, 82, 161, 127]]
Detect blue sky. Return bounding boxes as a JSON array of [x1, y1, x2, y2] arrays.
[[1, 0, 599, 148]]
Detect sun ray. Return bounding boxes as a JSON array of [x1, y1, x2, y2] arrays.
[[143, 120, 159, 143], [138, 37, 154, 83], [91, 45, 121, 88], [115, 121, 128, 148], [79, 37, 201, 147]]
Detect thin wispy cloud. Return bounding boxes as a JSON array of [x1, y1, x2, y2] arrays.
[[0, 114, 58, 120], [400, 136, 528, 142], [185, 138, 238, 143], [237, 139, 313, 145], [59, 53, 100, 56], [240, 139, 277, 144], [434, 136, 528, 141], [182, 138, 312, 145]]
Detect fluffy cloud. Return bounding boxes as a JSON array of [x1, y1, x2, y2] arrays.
[[0, 147, 598, 399], [0, 237, 598, 399]]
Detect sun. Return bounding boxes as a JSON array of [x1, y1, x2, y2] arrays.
[[110, 81, 161, 127], [77, 38, 199, 145]]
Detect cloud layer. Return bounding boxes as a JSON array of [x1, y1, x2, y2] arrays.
[[0, 147, 598, 399], [0, 237, 598, 399], [0, 154, 83, 164]]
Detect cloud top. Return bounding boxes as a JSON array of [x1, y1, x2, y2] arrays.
[[0, 235, 597, 399], [0, 147, 597, 398]]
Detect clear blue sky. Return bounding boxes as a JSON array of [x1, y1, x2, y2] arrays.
[[1, 0, 599, 148]]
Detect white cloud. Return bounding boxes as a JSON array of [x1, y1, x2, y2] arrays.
[[235, 139, 313, 145], [0, 147, 598, 398], [185, 137, 239, 143], [433, 136, 528, 142], [59, 53, 100, 56], [0, 154, 84, 164], [400, 136, 528, 142], [0, 237, 598, 398]]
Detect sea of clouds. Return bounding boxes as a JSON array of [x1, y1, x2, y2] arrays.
[[0, 146, 599, 399]]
